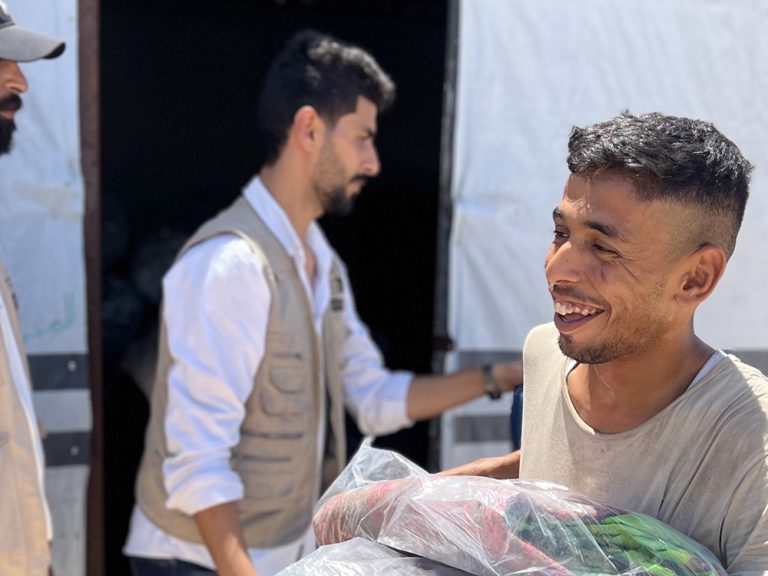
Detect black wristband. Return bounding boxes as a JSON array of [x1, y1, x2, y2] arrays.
[[482, 364, 502, 400]]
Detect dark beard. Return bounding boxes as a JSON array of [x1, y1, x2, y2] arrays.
[[0, 94, 22, 156], [322, 184, 355, 216], [318, 175, 369, 216], [0, 116, 16, 156]]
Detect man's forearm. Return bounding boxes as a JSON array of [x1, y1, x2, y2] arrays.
[[439, 450, 521, 479], [406, 361, 523, 421], [194, 501, 259, 576]]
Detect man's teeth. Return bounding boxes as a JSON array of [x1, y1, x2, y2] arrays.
[[555, 302, 600, 316]]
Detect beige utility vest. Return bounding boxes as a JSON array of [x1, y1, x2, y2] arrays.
[[0, 261, 50, 576], [136, 197, 348, 548]]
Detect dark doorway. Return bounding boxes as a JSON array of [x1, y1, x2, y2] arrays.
[[101, 1, 447, 573]]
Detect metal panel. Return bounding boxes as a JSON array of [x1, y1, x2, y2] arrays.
[[43, 431, 91, 467], [29, 353, 89, 390]]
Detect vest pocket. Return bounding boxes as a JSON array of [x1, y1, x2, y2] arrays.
[[232, 461, 296, 500], [261, 363, 311, 422], [269, 370, 303, 393], [263, 329, 311, 419], [233, 431, 307, 500], [261, 382, 310, 420]]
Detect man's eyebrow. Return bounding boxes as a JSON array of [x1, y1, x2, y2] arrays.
[[552, 207, 626, 240], [586, 219, 624, 240]]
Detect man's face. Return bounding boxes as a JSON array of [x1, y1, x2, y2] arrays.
[[312, 96, 380, 216], [545, 173, 684, 364], [0, 59, 28, 155]]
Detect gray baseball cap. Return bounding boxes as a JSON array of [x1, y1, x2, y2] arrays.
[[0, 1, 65, 62]]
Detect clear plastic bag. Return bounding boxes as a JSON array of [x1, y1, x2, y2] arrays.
[[312, 441, 727, 575], [276, 537, 474, 575]]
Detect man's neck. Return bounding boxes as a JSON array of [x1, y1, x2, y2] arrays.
[[259, 163, 321, 240], [566, 335, 715, 433]]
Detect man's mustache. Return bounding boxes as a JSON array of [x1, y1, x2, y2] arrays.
[[0, 94, 22, 112]]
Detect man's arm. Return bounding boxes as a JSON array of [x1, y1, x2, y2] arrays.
[[439, 450, 521, 479], [334, 258, 522, 431], [161, 237, 271, 573], [406, 361, 522, 421], [195, 503, 259, 576]]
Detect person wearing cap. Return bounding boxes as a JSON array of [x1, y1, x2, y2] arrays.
[[124, 29, 522, 576], [0, 3, 65, 575]]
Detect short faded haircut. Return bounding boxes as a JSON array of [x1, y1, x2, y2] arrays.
[[567, 111, 753, 258]]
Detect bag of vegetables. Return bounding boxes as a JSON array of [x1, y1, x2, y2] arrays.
[[311, 441, 727, 576]]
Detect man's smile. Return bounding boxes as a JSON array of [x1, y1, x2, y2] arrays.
[[553, 298, 605, 332]]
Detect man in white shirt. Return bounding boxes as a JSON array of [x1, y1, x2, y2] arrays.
[[124, 29, 523, 576], [443, 112, 768, 574], [0, 4, 65, 575]]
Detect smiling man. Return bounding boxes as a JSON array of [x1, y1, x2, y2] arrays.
[[124, 29, 522, 576], [446, 112, 768, 574]]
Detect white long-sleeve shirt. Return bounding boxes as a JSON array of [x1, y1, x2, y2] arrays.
[[124, 176, 414, 573]]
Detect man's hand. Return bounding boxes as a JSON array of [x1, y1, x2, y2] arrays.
[[439, 450, 521, 480], [491, 360, 523, 393], [194, 502, 259, 576]]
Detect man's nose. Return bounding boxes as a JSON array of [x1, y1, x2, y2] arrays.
[[4, 62, 29, 94], [361, 143, 380, 176], [545, 240, 582, 286]]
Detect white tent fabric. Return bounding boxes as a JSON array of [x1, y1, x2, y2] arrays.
[[0, 1, 87, 574], [441, 0, 768, 469], [0, 2, 85, 356]]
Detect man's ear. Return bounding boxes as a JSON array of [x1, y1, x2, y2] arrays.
[[675, 245, 727, 306], [291, 105, 324, 153]]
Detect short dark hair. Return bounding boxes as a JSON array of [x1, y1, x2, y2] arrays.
[[567, 111, 753, 258], [257, 29, 396, 166]]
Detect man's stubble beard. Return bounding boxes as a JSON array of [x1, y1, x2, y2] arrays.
[[313, 140, 359, 216], [556, 279, 669, 365], [319, 182, 355, 216]]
